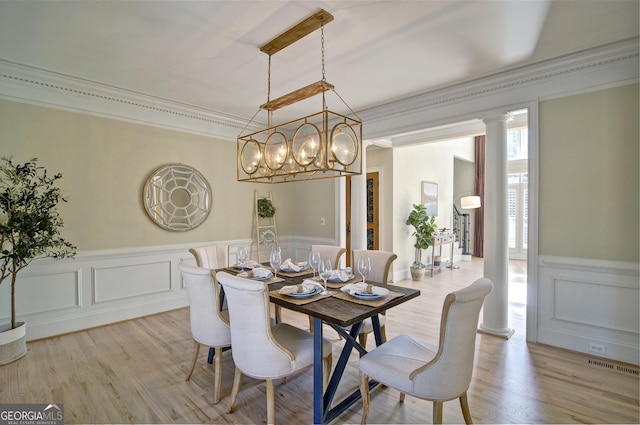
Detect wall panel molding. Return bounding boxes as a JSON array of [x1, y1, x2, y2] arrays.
[[538, 255, 639, 365]]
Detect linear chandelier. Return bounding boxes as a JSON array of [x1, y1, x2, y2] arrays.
[[237, 9, 362, 183]]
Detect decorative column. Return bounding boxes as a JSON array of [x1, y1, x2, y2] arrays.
[[479, 114, 515, 339], [350, 141, 369, 251]]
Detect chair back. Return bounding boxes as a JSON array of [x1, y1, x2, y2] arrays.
[[179, 262, 231, 348], [216, 272, 296, 379], [410, 278, 493, 399], [311, 245, 346, 269], [189, 245, 229, 269], [352, 249, 397, 284]]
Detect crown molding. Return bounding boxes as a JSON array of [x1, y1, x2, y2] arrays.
[[360, 37, 639, 141], [0, 38, 637, 142], [0, 60, 263, 141]]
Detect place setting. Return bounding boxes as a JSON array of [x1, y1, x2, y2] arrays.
[[331, 257, 403, 306], [269, 278, 334, 305], [277, 258, 312, 277]]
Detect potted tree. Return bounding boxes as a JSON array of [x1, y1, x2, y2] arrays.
[[0, 157, 76, 365], [406, 203, 438, 280]]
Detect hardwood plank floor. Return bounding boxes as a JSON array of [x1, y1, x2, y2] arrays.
[[1, 258, 638, 424]]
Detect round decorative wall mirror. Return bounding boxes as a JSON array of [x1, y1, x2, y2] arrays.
[[143, 164, 211, 231]]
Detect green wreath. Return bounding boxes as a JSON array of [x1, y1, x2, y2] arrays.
[[257, 198, 276, 218]]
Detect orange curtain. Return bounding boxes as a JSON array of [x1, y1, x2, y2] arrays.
[[474, 135, 485, 257]]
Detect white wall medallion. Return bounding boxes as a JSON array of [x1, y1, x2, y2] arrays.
[[143, 164, 211, 231]]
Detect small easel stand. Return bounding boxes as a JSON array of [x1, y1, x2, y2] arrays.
[[254, 190, 278, 263]]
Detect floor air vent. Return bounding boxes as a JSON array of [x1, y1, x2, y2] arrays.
[[587, 358, 640, 376]]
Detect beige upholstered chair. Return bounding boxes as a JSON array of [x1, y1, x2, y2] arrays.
[[179, 262, 232, 404], [358, 278, 494, 425], [311, 244, 346, 269], [216, 271, 333, 425], [351, 249, 398, 348], [189, 245, 229, 269]]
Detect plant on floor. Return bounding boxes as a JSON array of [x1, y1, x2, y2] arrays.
[[0, 157, 76, 330], [406, 203, 437, 270]]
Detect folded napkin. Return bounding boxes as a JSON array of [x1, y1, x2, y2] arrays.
[[330, 269, 351, 282], [236, 260, 261, 269], [280, 258, 307, 272], [279, 279, 324, 295], [340, 282, 389, 296], [238, 267, 272, 279]]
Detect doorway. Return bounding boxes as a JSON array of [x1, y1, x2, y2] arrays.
[[345, 172, 379, 265]]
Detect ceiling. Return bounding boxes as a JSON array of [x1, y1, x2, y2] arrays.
[[0, 0, 638, 132]]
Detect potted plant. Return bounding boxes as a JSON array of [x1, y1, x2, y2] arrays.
[[0, 157, 76, 365], [405, 203, 438, 280]]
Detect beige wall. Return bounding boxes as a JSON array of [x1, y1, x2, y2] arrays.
[[392, 137, 475, 271], [0, 99, 334, 251], [539, 83, 639, 261]]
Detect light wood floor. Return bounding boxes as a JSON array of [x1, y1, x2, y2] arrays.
[[1, 258, 638, 424]]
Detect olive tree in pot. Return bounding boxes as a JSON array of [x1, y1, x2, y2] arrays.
[[0, 158, 76, 365], [406, 203, 437, 281]]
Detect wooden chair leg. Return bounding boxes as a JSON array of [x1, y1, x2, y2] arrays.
[[359, 372, 370, 425], [213, 346, 222, 404], [399, 392, 406, 402], [358, 333, 368, 352], [226, 367, 242, 414], [433, 400, 443, 424], [185, 341, 200, 381], [323, 353, 333, 389], [309, 316, 314, 333], [266, 379, 275, 425], [380, 324, 387, 343], [459, 392, 473, 424], [274, 305, 282, 323]]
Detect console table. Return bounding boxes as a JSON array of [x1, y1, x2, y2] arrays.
[[430, 233, 455, 277]]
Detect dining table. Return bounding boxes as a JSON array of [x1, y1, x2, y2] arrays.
[[219, 262, 421, 425]]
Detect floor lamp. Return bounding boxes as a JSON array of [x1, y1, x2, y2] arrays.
[[448, 195, 481, 269]]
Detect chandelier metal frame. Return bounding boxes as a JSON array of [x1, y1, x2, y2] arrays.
[[237, 9, 362, 183]]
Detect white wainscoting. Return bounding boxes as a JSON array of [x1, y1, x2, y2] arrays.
[[537, 256, 639, 365], [0, 236, 334, 341]]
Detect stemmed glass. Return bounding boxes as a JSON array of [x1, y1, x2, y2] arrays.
[[357, 256, 371, 285], [237, 246, 248, 267], [309, 251, 321, 278], [318, 259, 332, 295], [270, 246, 282, 280]]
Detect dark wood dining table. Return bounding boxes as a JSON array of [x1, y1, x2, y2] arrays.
[[219, 264, 421, 425]]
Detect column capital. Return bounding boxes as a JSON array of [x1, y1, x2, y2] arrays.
[[482, 113, 513, 125]]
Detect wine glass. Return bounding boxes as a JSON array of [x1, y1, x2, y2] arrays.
[[357, 256, 371, 285], [309, 251, 321, 278], [270, 246, 281, 279], [237, 246, 248, 266], [318, 259, 332, 295]]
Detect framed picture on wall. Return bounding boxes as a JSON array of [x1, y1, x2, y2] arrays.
[[422, 181, 438, 216]]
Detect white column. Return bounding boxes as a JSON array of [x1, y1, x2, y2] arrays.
[[350, 142, 368, 251], [479, 114, 515, 339]]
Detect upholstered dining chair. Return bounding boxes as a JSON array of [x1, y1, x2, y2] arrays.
[[179, 262, 232, 404], [351, 249, 398, 348], [311, 244, 346, 269], [189, 245, 229, 269], [358, 278, 494, 425], [216, 271, 333, 425]]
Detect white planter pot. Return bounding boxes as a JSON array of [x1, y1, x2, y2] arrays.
[[0, 322, 27, 365], [410, 267, 426, 281]]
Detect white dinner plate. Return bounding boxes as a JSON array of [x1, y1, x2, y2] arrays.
[[327, 274, 355, 283]]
